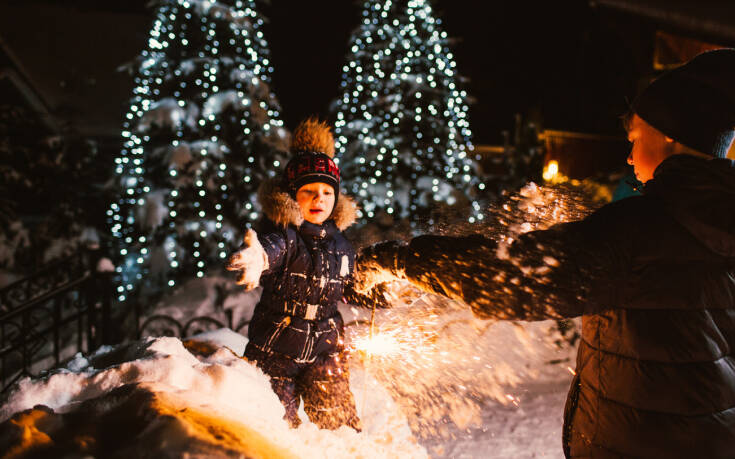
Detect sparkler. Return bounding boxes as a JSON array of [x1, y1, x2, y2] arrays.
[[353, 293, 428, 357], [346, 181, 602, 439], [354, 332, 401, 356], [358, 301, 377, 418]]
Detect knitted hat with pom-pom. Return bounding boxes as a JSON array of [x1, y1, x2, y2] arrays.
[[283, 118, 341, 197]]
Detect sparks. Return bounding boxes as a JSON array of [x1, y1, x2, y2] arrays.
[[505, 394, 520, 407], [353, 332, 402, 357], [343, 180, 598, 439]]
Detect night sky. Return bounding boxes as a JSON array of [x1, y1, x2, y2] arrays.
[[260, 0, 649, 143], [3, 0, 729, 144]]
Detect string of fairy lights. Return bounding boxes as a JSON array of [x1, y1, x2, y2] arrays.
[[110, 0, 283, 300], [334, 0, 484, 224]]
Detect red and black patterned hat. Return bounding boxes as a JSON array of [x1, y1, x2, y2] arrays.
[[283, 118, 340, 195], [284, 151, 340, 195]]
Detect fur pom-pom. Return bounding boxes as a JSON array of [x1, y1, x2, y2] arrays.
[[290, 117, 335, 158]]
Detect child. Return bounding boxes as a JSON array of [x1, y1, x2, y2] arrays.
[[227, 118, 366, 431]]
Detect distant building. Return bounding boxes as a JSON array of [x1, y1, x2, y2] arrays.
[[0, 35, 59, 140], [540, 130, 629, 180]]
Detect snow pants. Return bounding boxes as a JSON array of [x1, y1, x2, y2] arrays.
[[244, 345, 362, 431]]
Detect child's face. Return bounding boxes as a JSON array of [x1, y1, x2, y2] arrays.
[[296, 182, 335, 225], [626, 114, 674, 183]]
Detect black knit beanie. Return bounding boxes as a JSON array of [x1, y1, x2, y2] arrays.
[[632, 48, 735, 158]]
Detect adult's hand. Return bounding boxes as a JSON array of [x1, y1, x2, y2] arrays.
[[353, 241, 406, 294]]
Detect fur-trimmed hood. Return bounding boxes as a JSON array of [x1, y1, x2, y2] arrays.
[[257, 177, 358, 231]]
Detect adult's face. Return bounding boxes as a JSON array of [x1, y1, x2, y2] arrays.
[[626, 114, 674, 183]]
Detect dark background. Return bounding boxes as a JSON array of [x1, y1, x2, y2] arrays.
[[261, 0, 647, 143], [1, 0, 734, 145]]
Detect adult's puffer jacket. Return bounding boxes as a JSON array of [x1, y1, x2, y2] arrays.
[[369, 155, 735, 457], [247, 178, 369, 363]]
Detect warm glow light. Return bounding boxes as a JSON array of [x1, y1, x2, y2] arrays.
[[543, 160, 559, 181], [353, 333, 402, 356], [343, 181, 599, 440]]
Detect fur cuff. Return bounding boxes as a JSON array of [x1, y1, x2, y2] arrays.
[[258, 177, 358, 231]]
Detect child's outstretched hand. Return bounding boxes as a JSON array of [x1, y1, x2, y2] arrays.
[[227, 229, 268, 290]]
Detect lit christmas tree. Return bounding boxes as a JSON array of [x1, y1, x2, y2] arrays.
[[334, 0, 484, 227], [110, 0, 288, 300]]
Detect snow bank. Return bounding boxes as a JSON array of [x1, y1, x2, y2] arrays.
[[0, 333, 427, 458]]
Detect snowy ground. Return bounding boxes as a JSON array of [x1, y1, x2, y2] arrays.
[[1, 279, 577, 458], [421, 379, 570, 458], [0, 328, 572, 458], [0, 332, 426, 458]]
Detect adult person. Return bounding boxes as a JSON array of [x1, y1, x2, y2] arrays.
[[354, 49, 735, 458]]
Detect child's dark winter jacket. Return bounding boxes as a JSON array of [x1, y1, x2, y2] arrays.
[[247, 178, 360, 363]]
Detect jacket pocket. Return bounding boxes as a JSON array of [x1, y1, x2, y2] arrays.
[[269, 320, 312, 360], [263, 316, 291, 351], [298, 322, 314, 363], [311, 321, 340, 357]]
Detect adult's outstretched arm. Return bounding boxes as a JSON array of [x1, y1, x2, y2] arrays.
[[356, 204, 630, 321]]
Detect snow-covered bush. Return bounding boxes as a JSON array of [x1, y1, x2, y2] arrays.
[[0, 104, 112, 274]]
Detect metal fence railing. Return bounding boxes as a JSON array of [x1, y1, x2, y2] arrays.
[[0, 248, 113, 393]]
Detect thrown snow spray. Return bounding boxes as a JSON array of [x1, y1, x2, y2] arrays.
[[345, 181, 606, 440]]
